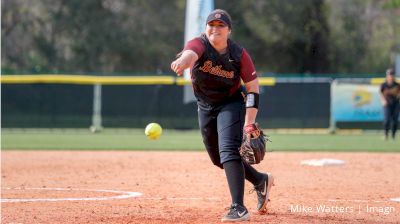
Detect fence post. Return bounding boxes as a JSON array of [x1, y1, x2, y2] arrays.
[[329, 79, 336, 134], [90, 84, 103, 132]]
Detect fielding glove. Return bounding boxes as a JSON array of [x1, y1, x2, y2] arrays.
[[239, 123, 270, 165]]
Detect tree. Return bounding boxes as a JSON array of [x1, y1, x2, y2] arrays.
[[216, 0, 330, 73], [327, 0, 399, 73], [1, 0, 186, 73], [1, 0, 399, 74]]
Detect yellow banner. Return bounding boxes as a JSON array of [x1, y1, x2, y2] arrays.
[[1, 75, 276, 86], [0, 75, 175, 85]]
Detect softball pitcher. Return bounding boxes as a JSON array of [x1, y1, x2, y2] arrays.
[[171, 9, 273, 222]]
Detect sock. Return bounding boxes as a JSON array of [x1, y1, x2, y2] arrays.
[[223, 160, 244, 206], [242, 161, 264, 186]]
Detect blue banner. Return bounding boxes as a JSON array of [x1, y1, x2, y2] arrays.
[[332, 83, 383, 121]]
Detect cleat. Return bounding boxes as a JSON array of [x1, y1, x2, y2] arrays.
[[251, 173, 274, 213], [221, 203, 250, 222]]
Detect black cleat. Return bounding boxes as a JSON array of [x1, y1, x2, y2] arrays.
[[221, 203, 250, 222], [252, 173, 274, 213]]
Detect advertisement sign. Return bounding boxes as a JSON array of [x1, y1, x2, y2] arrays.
[[332, 83, 383, 121]]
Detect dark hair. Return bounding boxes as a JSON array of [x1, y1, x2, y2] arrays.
[[386, 68, 395, 76]]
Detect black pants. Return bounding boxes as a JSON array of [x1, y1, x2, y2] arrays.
[[197, 98, 265, 206], [197, 100, 245, 168], [383, 103, 400, 138]]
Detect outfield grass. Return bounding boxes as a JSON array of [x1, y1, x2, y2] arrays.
[[1, 129, 399, 152]]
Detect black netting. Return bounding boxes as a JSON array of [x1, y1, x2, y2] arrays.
[[2, 83, 331, 128]]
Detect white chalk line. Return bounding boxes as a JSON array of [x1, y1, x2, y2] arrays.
[[1, 187, 220, 203], [1, 187, 142, 203], [3, 187, 397, 203]]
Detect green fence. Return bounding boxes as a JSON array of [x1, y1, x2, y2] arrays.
[[1, 74, 386, 129], [1, 75, 328, 129]]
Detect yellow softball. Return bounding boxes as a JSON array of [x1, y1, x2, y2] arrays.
[[144, 123, 162, 140]]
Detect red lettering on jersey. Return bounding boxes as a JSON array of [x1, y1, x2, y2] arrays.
[[199, 61, 234, 79]]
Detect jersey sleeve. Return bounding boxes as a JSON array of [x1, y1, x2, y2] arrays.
[[240, 49, 257, 83], [183, 38, 205, 58]]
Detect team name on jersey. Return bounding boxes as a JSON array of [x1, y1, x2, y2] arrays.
[[199, 60, 234, 79]]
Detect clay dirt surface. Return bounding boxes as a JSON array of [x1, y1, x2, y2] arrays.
[[1, 151, 400, 223]]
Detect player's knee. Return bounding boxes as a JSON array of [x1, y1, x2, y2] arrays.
[[220, 151, 242, 165], [205, 146, 223, 169]]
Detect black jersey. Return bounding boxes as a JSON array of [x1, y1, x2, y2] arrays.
[[191, 34, 244, 106], [381, 81, 400, 105]]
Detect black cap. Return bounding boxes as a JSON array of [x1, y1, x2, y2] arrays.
[[206, 11, 231, 28], [386, 68, 395, 75]]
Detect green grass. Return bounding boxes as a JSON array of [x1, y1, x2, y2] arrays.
[[1, 129, 399, 152], [270, 134, 399, 151], [1, 129, 203, 151]]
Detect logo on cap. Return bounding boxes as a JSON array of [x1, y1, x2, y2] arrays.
[[214, 13, 221, 19]]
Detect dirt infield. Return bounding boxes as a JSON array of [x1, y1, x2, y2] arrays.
[[1, 151, 400, 223]]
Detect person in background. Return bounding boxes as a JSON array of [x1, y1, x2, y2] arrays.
[[380, 68, 400, 140]]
